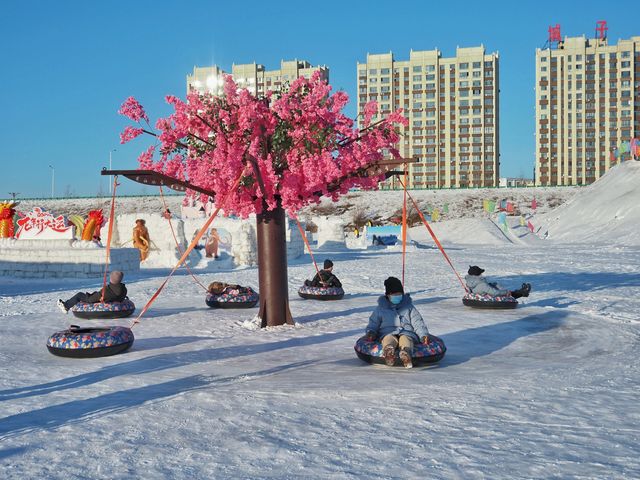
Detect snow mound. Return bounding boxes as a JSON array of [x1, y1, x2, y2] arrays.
[[409, 218, 510, 246], [534, 161, 640, 246]]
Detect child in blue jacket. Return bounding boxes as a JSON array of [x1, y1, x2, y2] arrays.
[[365, 277, 429, 368]]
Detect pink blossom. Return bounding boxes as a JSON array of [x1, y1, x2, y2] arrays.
[[363, 101, 378, 125], [119, 126, 144, 144], [137, 146, 156, 170], [118, 97, 149, 123], [119, 73, 404, 217]]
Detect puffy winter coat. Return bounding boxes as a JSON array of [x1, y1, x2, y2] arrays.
[[366, 294, 429, 342], [464, 274, 509, 296], [86, 283, 128, 303]]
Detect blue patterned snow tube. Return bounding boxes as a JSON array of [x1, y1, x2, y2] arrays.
[[354, 335, 446, 366], [298, 285, 345, 301], [206, 288, 259, 309], [462, 292, 518, 309], [47, 326, 134, 358], [71, 299, 136, 319]]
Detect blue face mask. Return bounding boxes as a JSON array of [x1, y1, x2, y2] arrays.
[[389, 294, 403, 305]]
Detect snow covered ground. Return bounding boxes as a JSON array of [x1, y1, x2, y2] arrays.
[[1, 239, 639, 479], [1, 164, 639, 478]]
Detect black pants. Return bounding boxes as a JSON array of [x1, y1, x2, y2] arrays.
[[63, 292, 93, 309]]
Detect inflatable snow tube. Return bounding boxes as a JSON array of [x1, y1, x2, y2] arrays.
[[47, 326, 134, 358], [206, 289, 259, 309], [462, 293, 518, 309], [298, 285, 345, 301], [354, 335, 446, 367], [71, 299, 136, 319]]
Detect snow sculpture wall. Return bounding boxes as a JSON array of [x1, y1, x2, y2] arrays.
[[314, 216, 346, 248], [107, 213, 199, 268], [0, 238, 139, 278]]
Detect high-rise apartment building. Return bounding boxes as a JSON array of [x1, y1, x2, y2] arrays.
[[187, 59, 329, 97], [535, 35, 640, 186], [357, 47, 500, 189]]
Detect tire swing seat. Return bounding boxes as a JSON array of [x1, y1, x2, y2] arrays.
[[297, 285, 345, 301], [71, 299, 136, 319], [205, 288, 259, 309], [462, 292, 518, 309], [354, 335, 446, 367], [47, 325, 134, 358]]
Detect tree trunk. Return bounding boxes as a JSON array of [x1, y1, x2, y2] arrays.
[[256, 202, 294, 327]]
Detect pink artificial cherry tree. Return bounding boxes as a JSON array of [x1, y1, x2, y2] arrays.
[[119, 72, 406, 326]]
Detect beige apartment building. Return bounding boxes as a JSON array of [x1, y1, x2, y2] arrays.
[[535, 35, 640, 186], [186, 59, 329, 96], [357, 47, 500, 189]]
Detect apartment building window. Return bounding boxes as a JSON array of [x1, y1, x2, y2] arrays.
[[369, 69, 377, 74], [358, 69, 366, 76], [473, 71, 481, 78], [381, 68, 390, 74], [460, 62, 469, 69], [413, 66, 422, 73]]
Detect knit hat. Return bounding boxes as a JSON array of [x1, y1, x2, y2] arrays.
[[468, 265, 485, 276], [384, 276, 404, 295], [110, 271, 124, 284], [323, 259, 333, 269]]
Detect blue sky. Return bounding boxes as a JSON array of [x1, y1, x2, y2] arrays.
[[1, 0, 637, 198]]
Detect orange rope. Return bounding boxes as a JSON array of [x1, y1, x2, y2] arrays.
[[401, 162, 408, 287], [398, 178, 468, 293], [100, 175, 119, 303], [158, 186, 209, 293], [130, 171, 245, 328], [294, 218, 321, 278]]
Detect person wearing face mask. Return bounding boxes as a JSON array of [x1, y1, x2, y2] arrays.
[[364, 276, 430, 368]]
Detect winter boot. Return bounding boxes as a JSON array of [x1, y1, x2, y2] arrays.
[[399, 349, 413, 369], [383, 345, 397, 366], [57, 299, 69, 314]]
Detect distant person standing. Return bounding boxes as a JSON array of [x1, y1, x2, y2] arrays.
[[205, 228, 220, 259], [132, 219, 150, 261]]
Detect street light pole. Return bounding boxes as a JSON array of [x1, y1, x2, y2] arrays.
[[109, 149, 116, 193], [48, 165, 55, 198]]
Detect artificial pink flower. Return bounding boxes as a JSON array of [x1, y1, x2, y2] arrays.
[[119, 73, 403, 217], [118, 97, 149, 123]]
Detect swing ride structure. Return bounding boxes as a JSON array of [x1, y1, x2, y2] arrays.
[[47, 72, 522, 361], [100, 159, 410, 321]]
